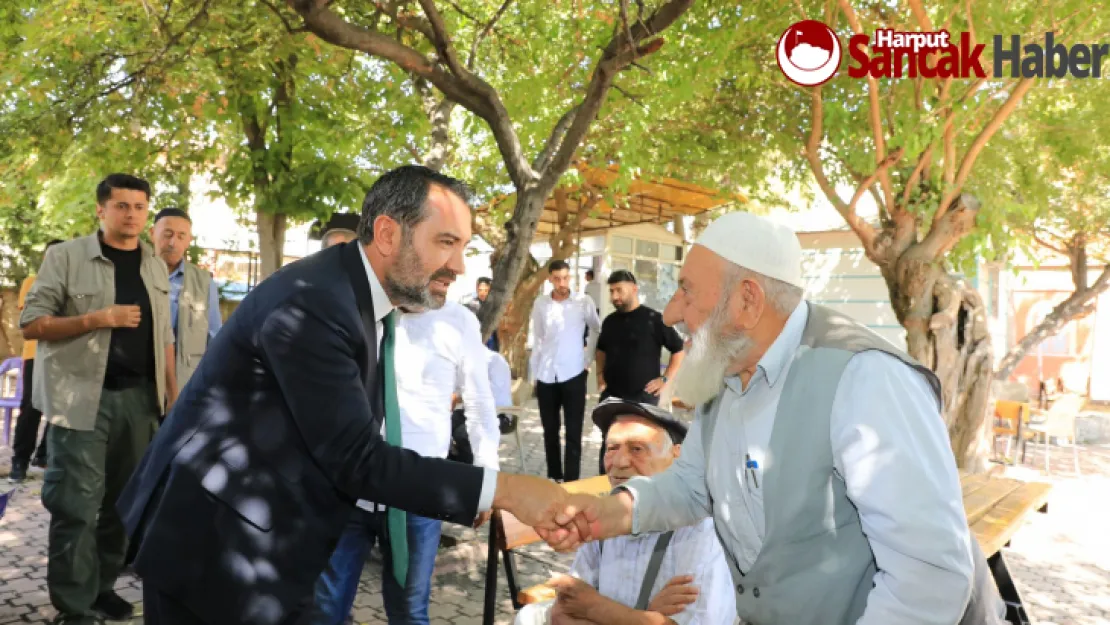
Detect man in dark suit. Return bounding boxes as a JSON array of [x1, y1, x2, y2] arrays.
[[117, 166, 577, 625]]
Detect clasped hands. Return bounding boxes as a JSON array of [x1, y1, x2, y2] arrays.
[[493, 473, 633, 551]]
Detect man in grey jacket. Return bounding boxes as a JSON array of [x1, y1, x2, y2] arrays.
[[543, 212, 1005, 625]]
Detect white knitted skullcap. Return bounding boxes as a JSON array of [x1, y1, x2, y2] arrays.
[[694, 212, 803, 289]]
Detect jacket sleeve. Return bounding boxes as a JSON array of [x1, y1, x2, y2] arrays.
[[258, 288, 485, 525], [20, 246, 67, 327], [621, 408, 714, 534]]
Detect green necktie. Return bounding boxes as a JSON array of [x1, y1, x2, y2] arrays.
[[382, 311, 408, 587]]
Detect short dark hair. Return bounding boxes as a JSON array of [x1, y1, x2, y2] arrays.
[[548, 259, 569, 273], [96, 174, 151, 205], [357, 165, 473, 245], [608, 270, 636, 285], [476, 277, 492, 287], [154, 207, 191, 224], [585, 269, 595, 280]]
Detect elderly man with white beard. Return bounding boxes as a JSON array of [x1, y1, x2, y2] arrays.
[[541, 212, 1008, 625]]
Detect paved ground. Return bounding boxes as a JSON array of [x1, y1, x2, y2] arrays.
[[3, 398, 1109, 624]]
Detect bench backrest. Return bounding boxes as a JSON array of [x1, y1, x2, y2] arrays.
[[497, 475, 612, 550]]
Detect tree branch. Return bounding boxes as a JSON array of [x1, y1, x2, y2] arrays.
[[907, 0, 933, 31], [291, 0, 538, 188], [1030, 230, 1070, 256], [260, 0, 307, 33], [805, 87, 878, 252], [538, 0, 693, 189], [417, 0, 468, 80], [532, 106, 579, 172], [467, 0, 513, 69], [837, 0, 896, 216], [935, 78, 1035, 222], [370, 0, 436, 40], [996, 263, 1110, 379], [902, 145, 934, 206]]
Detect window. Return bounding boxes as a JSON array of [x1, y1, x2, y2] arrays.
[[660, 244, 682, 261], [611, 236, 633, 255], [636, 240, 660, 258]]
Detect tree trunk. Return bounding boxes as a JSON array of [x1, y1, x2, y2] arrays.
[[499, 266, 545, 378], [479, 188, 546, 340], [256, 209, 288, 280], [994, 263, 1110, 381], [885, 258, 994, 471]]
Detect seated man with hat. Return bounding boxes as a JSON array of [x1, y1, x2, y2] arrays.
[[515, 398, 736, 625]]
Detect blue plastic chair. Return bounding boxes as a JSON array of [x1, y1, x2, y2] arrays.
[[0, 356, 24, 446]]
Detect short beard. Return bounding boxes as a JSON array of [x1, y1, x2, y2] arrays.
[[673, 305, 754, 406], [383, 238, 439, 310]]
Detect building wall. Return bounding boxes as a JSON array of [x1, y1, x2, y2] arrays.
[[797, 230, 906, 347], [1005, 266, 1104, 397]]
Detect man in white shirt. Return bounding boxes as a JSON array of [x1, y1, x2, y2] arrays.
[[515, 398, 735, 625], [531, 259, 602, 482], [583, 269, 601, 314], [544, 212, 1002, 625], [313, 292, 502, 625]]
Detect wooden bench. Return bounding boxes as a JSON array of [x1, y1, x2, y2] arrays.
[[960, 471, 1050, 557], [481, 472, 1051, 624]]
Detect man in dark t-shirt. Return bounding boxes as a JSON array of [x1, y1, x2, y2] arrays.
[[594, 270, 685, 473]]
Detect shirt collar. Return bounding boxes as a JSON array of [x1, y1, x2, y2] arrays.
[[168, 262, 185, 279], [724, 300, 809, 393], [89, 230, 155, 262], [358, 244, 394, 323]]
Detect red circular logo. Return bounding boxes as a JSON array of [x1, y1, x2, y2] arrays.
[[776, 20, 842, 86]]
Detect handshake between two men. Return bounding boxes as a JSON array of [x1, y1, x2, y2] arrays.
[[491, 472, 636, 551]]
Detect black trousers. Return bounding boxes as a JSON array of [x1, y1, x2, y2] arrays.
[[12, 359, 48, 466], [535, 370, 588, 482], [596, 390, 660, 475]]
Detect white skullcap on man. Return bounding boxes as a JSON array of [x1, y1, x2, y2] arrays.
[[694, 212, 804, 289]]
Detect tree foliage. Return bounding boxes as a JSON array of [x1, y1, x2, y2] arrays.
[[990, 79, 1110, 379]]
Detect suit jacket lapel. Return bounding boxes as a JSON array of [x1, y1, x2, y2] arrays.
[[340, 241, 382, 420]]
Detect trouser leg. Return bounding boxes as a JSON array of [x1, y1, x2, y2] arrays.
[[535, 381, 564, 481], [561, 372, 587, 482], [97, 385, 159, 594], [43, 407, 112, 617]]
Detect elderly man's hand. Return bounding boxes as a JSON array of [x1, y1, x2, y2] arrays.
[[649, 575, 699, 616], [549, 574, 601, 621]]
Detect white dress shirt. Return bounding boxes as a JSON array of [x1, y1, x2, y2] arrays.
[[584, 280, 602, 311], [625, 301, 974, 625], [392, 302, 501, 469], [514, 518, 736, 625], [529, 292, 601, 384], [488, 351, 513, 408], [357, 246, 497, 514]]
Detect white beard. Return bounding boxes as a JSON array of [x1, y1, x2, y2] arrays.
[[673, 315, 754, 407]]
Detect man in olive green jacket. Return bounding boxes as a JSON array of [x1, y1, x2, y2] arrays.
[[20, 174, 177, 625]]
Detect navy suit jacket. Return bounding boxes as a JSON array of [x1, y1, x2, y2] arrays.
[[117, 241, 485, 625]]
